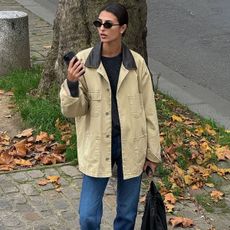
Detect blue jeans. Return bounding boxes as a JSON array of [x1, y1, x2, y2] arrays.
[[79, 136, 142, 230]]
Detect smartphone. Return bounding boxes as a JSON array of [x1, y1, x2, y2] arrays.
[[63, 51, 78, 66]]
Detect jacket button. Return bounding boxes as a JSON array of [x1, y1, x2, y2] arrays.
[[105, 157, 110, 161], [106, 135, 110, 138], [106, 88, 109, 91], [105, 112, 109, 115]]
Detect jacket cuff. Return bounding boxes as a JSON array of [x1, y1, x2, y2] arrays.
[[67, 79, 79, 97], [146, 148, 161, 163]]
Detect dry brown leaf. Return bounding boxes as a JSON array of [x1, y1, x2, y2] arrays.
[[47, 175, 60, 184], [184, 175, 194, 185], [195, 127, 204, 136], [200, 141, 211, 153], [14, 140, 27, 157], [36, 132, 51, 143], [0, 164, 14, 171], [35, 144, 47, 153], [172, 114, 183, 122], [210, 190, 224, 202], [15, 128, 33, 138], [169, 216, 194, 228], [164, 193, 176, 204], [205, 183, 215, 188], [0, 89, 5, 95], [205, 124, 216, 136], [40, 155, 53, 165], [0, 132, 11, 145], [52, 143, 66, 154], [37, 178, 49, 186], [191, 184, 199, 190], [0, 152, 14, 165], [216, 146, 230, 161], [51, 153, 65, 163], [14, 159, 32, 166]]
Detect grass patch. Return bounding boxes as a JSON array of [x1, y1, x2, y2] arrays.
[[195, 193, 230, 213], [195, 193, 215, 212], [0, 67, 76, 161]]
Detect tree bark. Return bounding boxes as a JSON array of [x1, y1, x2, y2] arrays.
[[38, 0, 148, 95]]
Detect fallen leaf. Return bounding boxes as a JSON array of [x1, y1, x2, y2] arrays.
[[205, 183, 215, 188], [14, 159, 32, 166], [169, 216, 194, 228], [191, 184, 199, 190], [0, 164, 14, 171], [172, 114, 183, 122], [37, 178, 49, 186], [200, 141, 211, 153], [15, 128, 33, 138], [184, 175, 194, 185], [164, 193, 176, 204], [0, 132, 11, 145], [47, 175, 60, 184], [36, 132, 51, 143], [195, 127, 204, 136], [14, 140, 27, 157], [216, 146, 230, 161], [0, 152, 14, 165], [210, 190, 224, 202], [205, 124, 216, 136]]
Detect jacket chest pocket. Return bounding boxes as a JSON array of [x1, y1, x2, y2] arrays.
[[89, 91, 101, 117], [128, 95, 143, 118]]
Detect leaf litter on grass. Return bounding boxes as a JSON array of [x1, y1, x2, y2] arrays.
[[154, 92, 230, 227], [0, 128, 66, 171]]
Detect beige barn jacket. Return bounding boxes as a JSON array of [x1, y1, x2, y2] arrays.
[[60, 43, 161, 180]]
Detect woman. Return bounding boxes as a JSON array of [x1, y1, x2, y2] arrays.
[[60, 2, 161, 229]]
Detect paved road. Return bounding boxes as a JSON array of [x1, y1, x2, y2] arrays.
[[15, 0, 230, 129], [147, 0, 230, 102]]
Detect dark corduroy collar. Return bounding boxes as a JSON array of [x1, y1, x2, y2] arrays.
[[85, 42, 137, 70]]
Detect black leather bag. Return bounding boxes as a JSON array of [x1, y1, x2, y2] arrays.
[[141, 181, 168, 230]]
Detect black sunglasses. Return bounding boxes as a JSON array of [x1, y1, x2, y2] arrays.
[[93, 20, 120, 29]]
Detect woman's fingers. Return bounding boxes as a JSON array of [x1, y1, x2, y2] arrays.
[[67, 59, 85, 81]]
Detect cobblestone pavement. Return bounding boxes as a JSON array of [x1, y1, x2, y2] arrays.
[[0, 0, 230, 229]]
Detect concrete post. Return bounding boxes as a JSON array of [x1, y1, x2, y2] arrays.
[[0, 11, 30, 76]]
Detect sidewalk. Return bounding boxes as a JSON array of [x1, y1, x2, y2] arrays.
[[0, 0, 229, 229]]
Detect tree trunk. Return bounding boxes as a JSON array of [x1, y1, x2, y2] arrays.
[[38, 0, 148, 95]]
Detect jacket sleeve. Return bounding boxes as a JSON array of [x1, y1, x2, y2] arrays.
[[139, 60, 161, 163], [59, 77, 89, 118]]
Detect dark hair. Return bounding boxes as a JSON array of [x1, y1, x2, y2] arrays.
[[100, 2, 128, 26]]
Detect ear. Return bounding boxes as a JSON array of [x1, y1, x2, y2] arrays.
[[120, 24, 127, 34]]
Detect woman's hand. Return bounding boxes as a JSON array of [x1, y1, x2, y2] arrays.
[[143, 160, 158, 177], [67, 57, 85, 82]]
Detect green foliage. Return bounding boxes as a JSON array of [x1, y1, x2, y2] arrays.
[[156, 163, 171, 177]]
